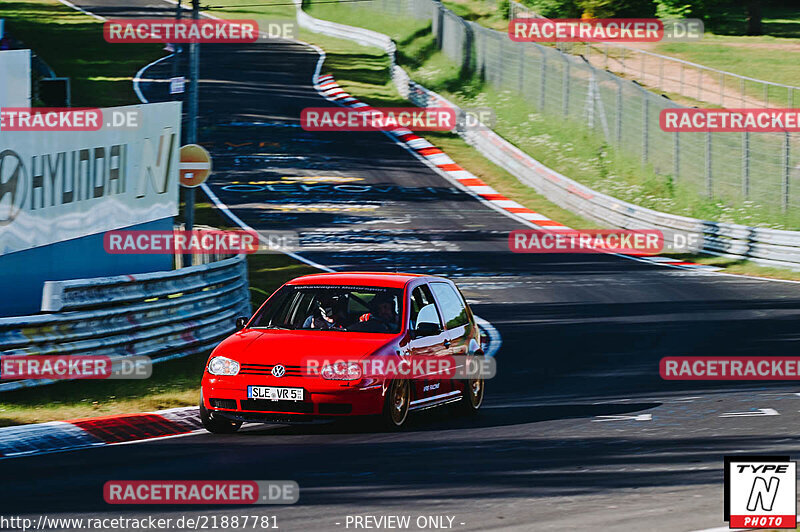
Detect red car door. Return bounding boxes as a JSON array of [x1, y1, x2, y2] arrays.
[[406, 283, 449, 404], [429, 281, 473, 395]]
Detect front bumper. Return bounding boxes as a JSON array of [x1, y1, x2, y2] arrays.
[[202, 376, 385, 420]]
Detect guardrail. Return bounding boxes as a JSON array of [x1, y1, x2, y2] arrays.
[[296, 1, 800, 270], [0, 255, 250, 392]]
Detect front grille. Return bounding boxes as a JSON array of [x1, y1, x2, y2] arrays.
[[238, 364, 306, 377], [209, 398, 237, 409], [239, 399, 314, 413], [318, 403, 352, 415]]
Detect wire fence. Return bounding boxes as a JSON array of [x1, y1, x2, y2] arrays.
[[509, 0, 800, 109], [358, 0, 800, 216]]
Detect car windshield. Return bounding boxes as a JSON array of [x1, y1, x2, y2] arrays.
[[250, 285, 404, 334]]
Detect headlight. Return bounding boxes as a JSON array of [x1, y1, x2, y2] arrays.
[[321, 362, 362, 381], [207, 356, 240, 376]]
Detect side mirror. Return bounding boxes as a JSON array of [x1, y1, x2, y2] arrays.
[[413, 322, 441, 338], [235, 316, 249, 331]]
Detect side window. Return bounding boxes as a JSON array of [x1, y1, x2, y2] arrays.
[[409, 284, 440, 329], [430, 282, 469, 329]]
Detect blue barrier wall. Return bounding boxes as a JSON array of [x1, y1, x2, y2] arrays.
[[0, 217, 174, 317]]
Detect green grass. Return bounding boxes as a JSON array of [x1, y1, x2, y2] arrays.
[[654, 36, 800, 106], [0, 356, 205, 427], [0, 0, 163, 107], [442, 0, 509, 31]]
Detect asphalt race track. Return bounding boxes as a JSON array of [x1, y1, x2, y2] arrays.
[[4, 3, 800, 530]]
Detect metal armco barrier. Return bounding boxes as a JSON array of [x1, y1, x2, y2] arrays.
[[0, 255, 250, 392], [296, 2, 800, 270]]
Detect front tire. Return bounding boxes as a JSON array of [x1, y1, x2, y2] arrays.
[[457, 372, 484, 414], [199, 397, 242, 434], [382, 379, 410, 429]]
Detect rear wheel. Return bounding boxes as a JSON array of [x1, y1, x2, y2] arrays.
[[382, 379, 410, 429], [199, 397, 242, 434], [457, 372, 484, 414]]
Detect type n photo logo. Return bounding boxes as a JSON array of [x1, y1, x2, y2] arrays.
[[724, 456, 797, 529]]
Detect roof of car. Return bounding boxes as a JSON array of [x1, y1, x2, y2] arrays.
[[286, 272, 437, 288]]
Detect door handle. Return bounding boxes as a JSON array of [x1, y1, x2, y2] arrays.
[[443, 339, 451, 348]]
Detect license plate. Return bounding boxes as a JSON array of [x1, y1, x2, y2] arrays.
[[247, 386, 304, 401]]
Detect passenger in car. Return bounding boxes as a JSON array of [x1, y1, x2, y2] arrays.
[[352, 294, 399, 333]]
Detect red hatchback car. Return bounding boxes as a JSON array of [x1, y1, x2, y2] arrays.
[[200, 272, 485, 432]]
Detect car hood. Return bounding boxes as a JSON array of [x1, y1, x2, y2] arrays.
[[214, 329, 397, 365]]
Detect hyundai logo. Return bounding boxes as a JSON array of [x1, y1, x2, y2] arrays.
[[0, 150, 27, 225], [271, 365, 286, 378]]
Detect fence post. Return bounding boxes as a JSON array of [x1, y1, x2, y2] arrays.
[[562, 56, 570, 116], [742, 131, 750, 198], [462, 19, 474, 76], [673, 130, 680, 182], [783, 132, 790, 212], [615, 78, 623, 145], [706, 132, 713, 199], [539, 47, 547, 110], [642, 97, 649, 169]]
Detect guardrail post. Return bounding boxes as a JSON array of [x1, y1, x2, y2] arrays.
[[783, 132, 790, 212], [742, 131, 750, 198], [706, 132, 713, 199]]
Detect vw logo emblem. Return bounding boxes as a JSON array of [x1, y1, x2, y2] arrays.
[[0, 150, 27, 225], [271, 365, 286, 378]]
